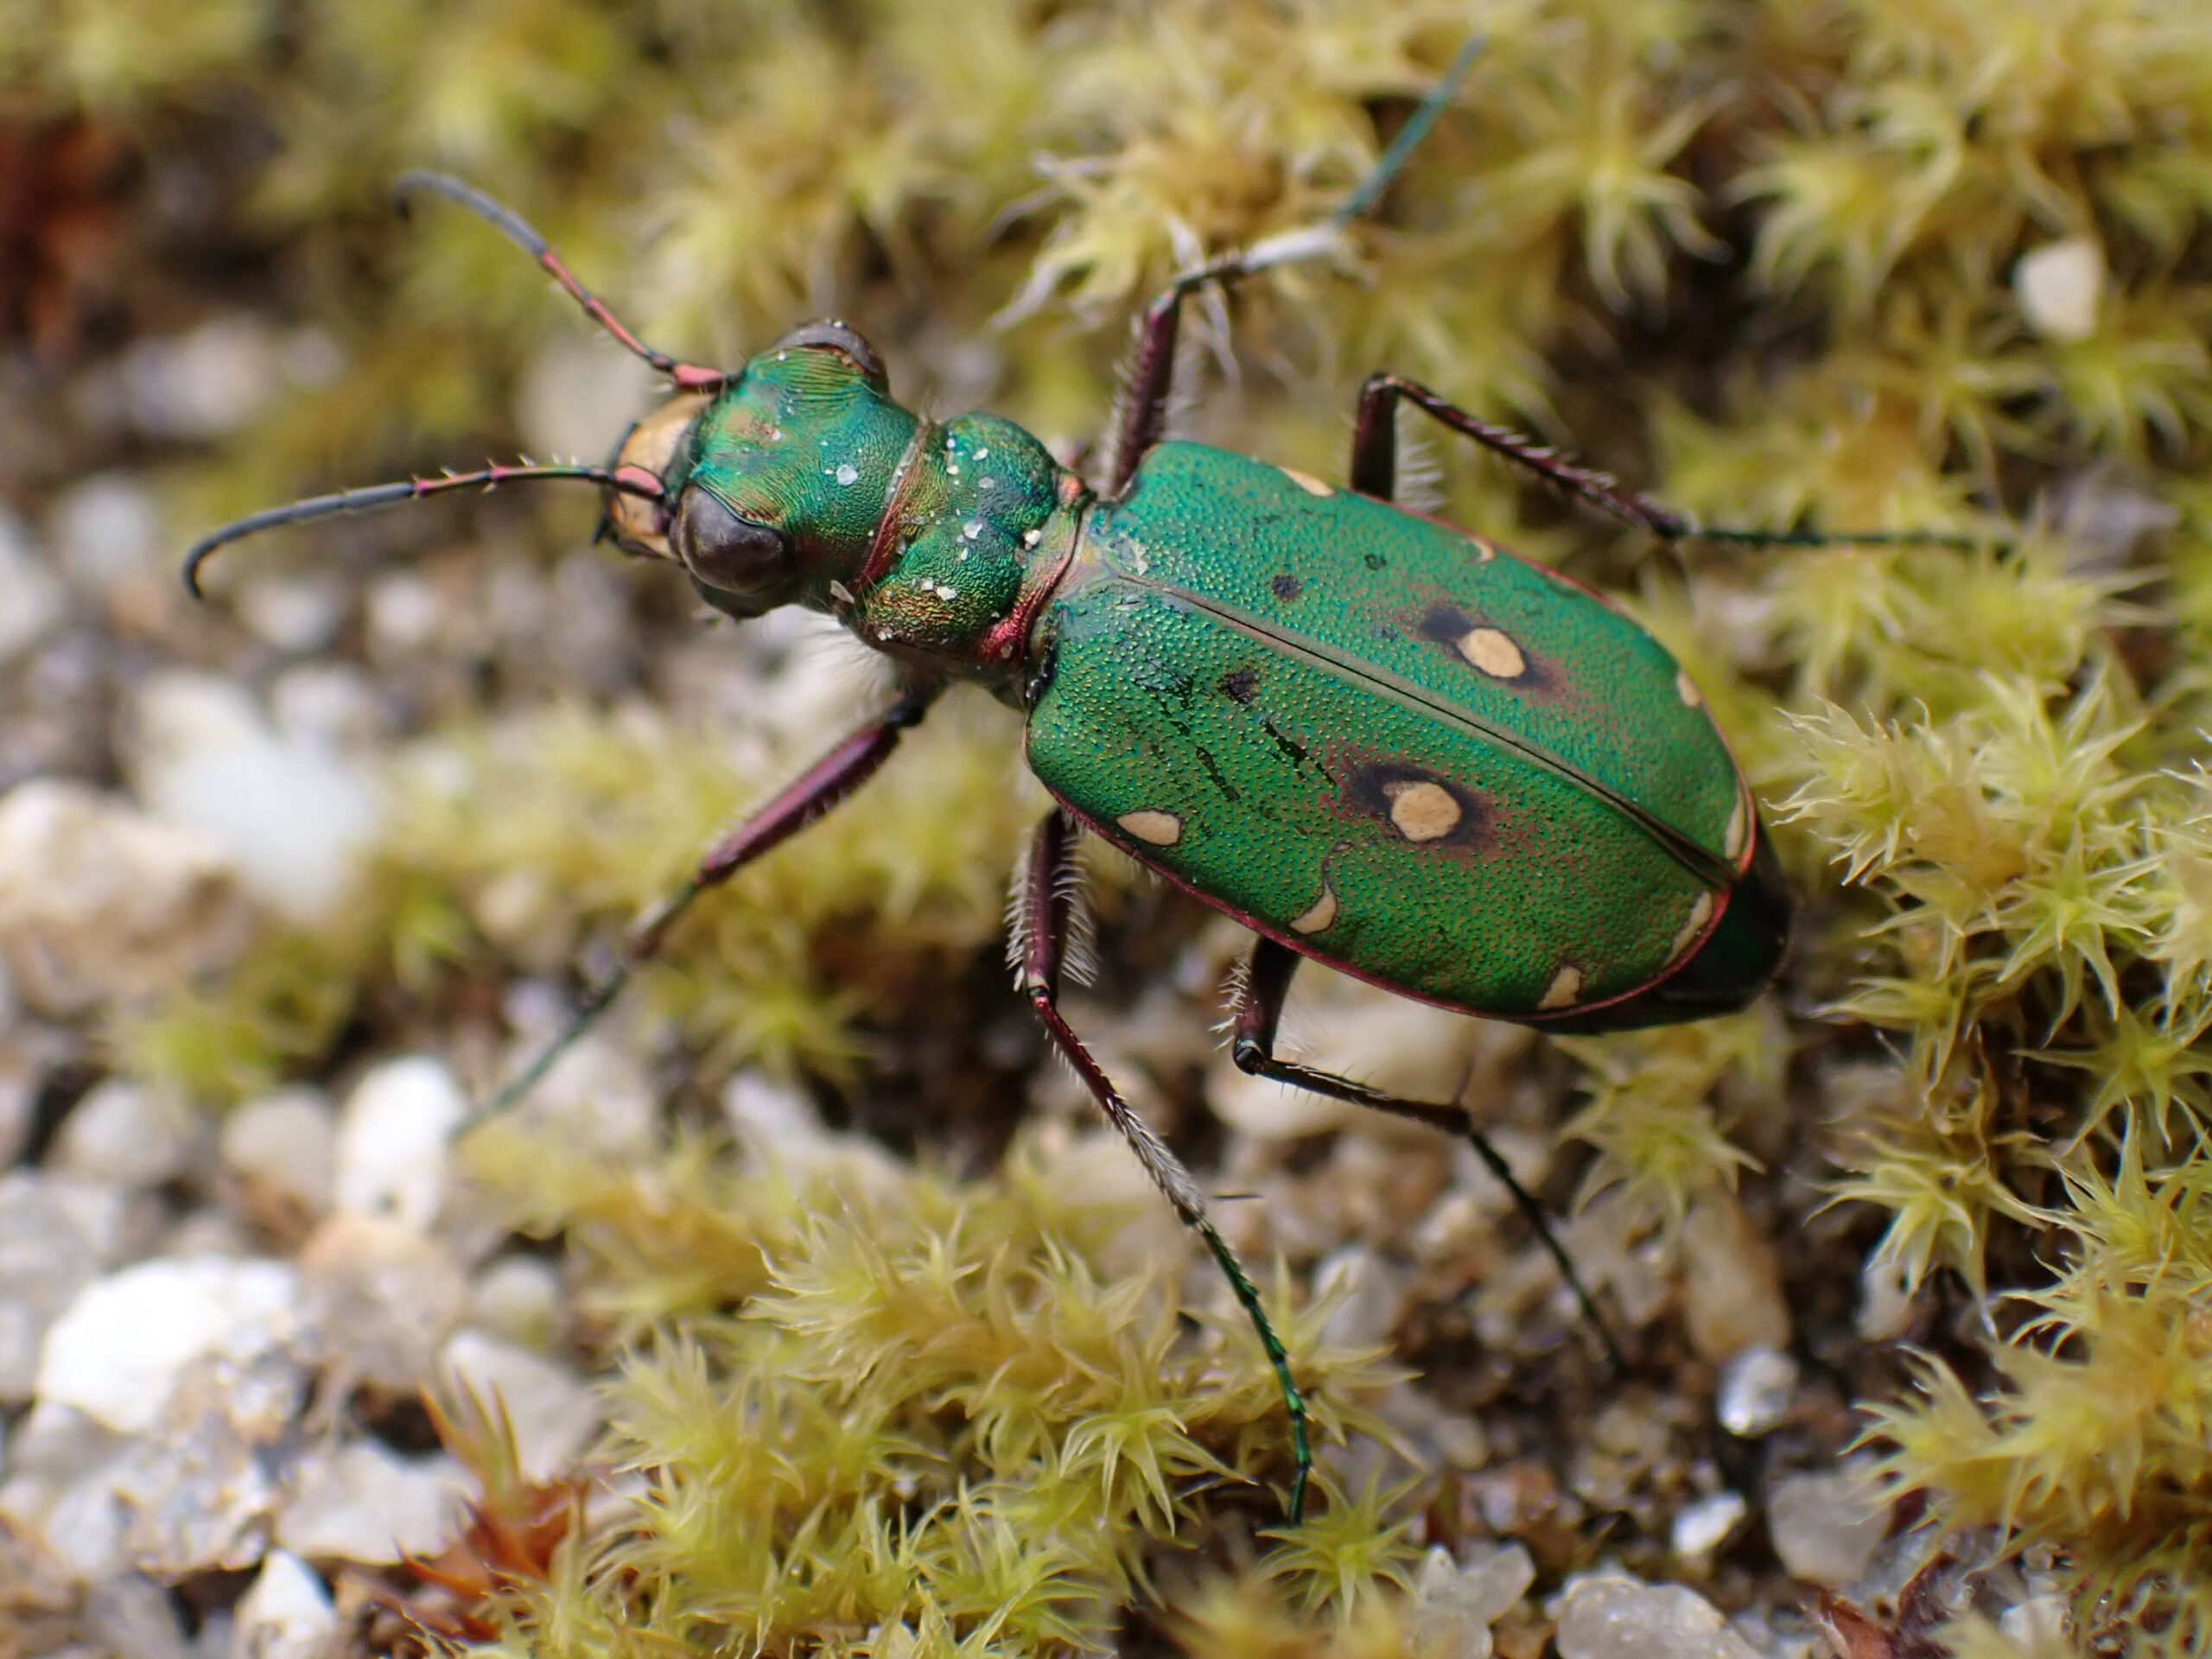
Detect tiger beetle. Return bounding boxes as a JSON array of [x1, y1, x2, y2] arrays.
[[185, 43, 1982, 1524]]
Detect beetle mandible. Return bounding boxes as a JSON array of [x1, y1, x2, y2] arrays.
[[185, 57, 1980, 1522]]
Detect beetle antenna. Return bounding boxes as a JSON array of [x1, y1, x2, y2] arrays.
[[1332, 33, 1489, 226], [182, 461, 664, 596], [1683, 522, 1993, 554], [395, 172, 730, 393]]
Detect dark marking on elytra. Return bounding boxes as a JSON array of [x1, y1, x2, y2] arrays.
[[1338, 757, 1491, 858], [1363, 553, 1386, 571], [1415, 603, 1558, 695], [1271, 573, 1303, 603], [1192, 744, 1240, 803], [1260, 716, 1332, 784], [1217, 667, 1259, 704]]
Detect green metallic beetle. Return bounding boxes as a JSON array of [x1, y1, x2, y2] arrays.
[[186, 118, 1967, 1519]]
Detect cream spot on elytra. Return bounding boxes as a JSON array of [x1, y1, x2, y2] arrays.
[[1675, 669, 1703, 709], [1538, 964, 1583, 1010], [1290, 878, 1339, 935], [1118, 810, 1184, 846], [1724, 795, 1750, 862], [1668, 892, 1715, 965], [1458, 626, 1526, 679], [1281, 466, 1334, 497], [1383, 780, 1460, 842]]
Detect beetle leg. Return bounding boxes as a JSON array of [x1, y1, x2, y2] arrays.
[[1014, 810, 1314, 1523], [1351, 373, 1985, 553], [1103, 41, 1491, 499], [1229, 937, 1626, 1369], [1104, 252, 1286, 498], [469, 683, 941, 1129], [1351, 374, 1692, 540]]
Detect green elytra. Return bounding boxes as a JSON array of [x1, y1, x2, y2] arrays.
[[183, 52, 1979, 1521]]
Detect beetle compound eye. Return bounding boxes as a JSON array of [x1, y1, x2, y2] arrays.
[[670, 487, 791, 601], [766, 321, 887, 389]]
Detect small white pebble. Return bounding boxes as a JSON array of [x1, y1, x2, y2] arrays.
[[1716, 1346, 1798, 1437], [231, 1550, 336, 1659], [1672, 1490, 1748, 1560], [333, 1056, 467, 1230], [1766, 1462, 1888, 1586], [2016, 237, 2104, 342]]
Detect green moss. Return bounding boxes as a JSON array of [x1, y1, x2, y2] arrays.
[[461, 1124, 1408, 1653]]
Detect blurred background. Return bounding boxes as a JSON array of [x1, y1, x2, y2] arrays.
[[1, 1, 2209, 1655]]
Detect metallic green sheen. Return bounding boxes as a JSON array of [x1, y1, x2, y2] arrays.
[[683, 346, 918, 602], [1023, 442, 1748, 1017]]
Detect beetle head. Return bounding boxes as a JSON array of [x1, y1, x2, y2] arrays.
[[605, 321, 912, 620]]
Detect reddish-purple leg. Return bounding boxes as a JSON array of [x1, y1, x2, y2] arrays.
[[474, 683, 940, 1126], [1229, 937, 1624, 1366], [1105, 251, 1271, 496], [1350, 373, 1980, 552], [1351, 374, 1692, 536], [1013, 810, 1314, 1522]]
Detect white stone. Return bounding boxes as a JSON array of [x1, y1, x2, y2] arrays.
[[722, 1069, 831, 1161], [469, 1255, 566, 1351], [1999, 1594, 2071, 1649], [2015, 238, 2104, 342], [0, 511, 64, 666], [0, 1402, 131, 1581], [365, 573, 443, 655], [80, 1573, 191, 1659], [1767, 1462, 1889, 1586], [1313, 1245, 1405, 1351], [220, 1089, 338, 1236], [0, 1173, 111, 1401], [126, 672, 384, 924], [52, 1079, 201, 1191], [37, 1257, 301, 1433], [0, 779, 252, 1018], [1856, 1251, 1916, 1343], [115, 1349, 305, 1575], [334, 1057, 467, 1230], [495, 1027, 654, 1159], [275, 1441, 465, 1564], [269, 664, 390, 753], [50, 473, 163, 596], [117, 315, 285, 441], [1681, 1193, 1791, 1360], [1716, 1345, 1798, 1438], [438, 1329, 600, 1482], [1410, 1541, 1536, 1659], [235, 574, 347, 655], [231, 1550, 336, 1659], [1672, 1490, 1748, 1560], [1554, 1573, 1763, 1659], [298, 1212, 467, 1397]]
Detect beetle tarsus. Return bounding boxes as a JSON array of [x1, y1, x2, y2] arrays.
[[1228, 937, 1628, 1371]]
